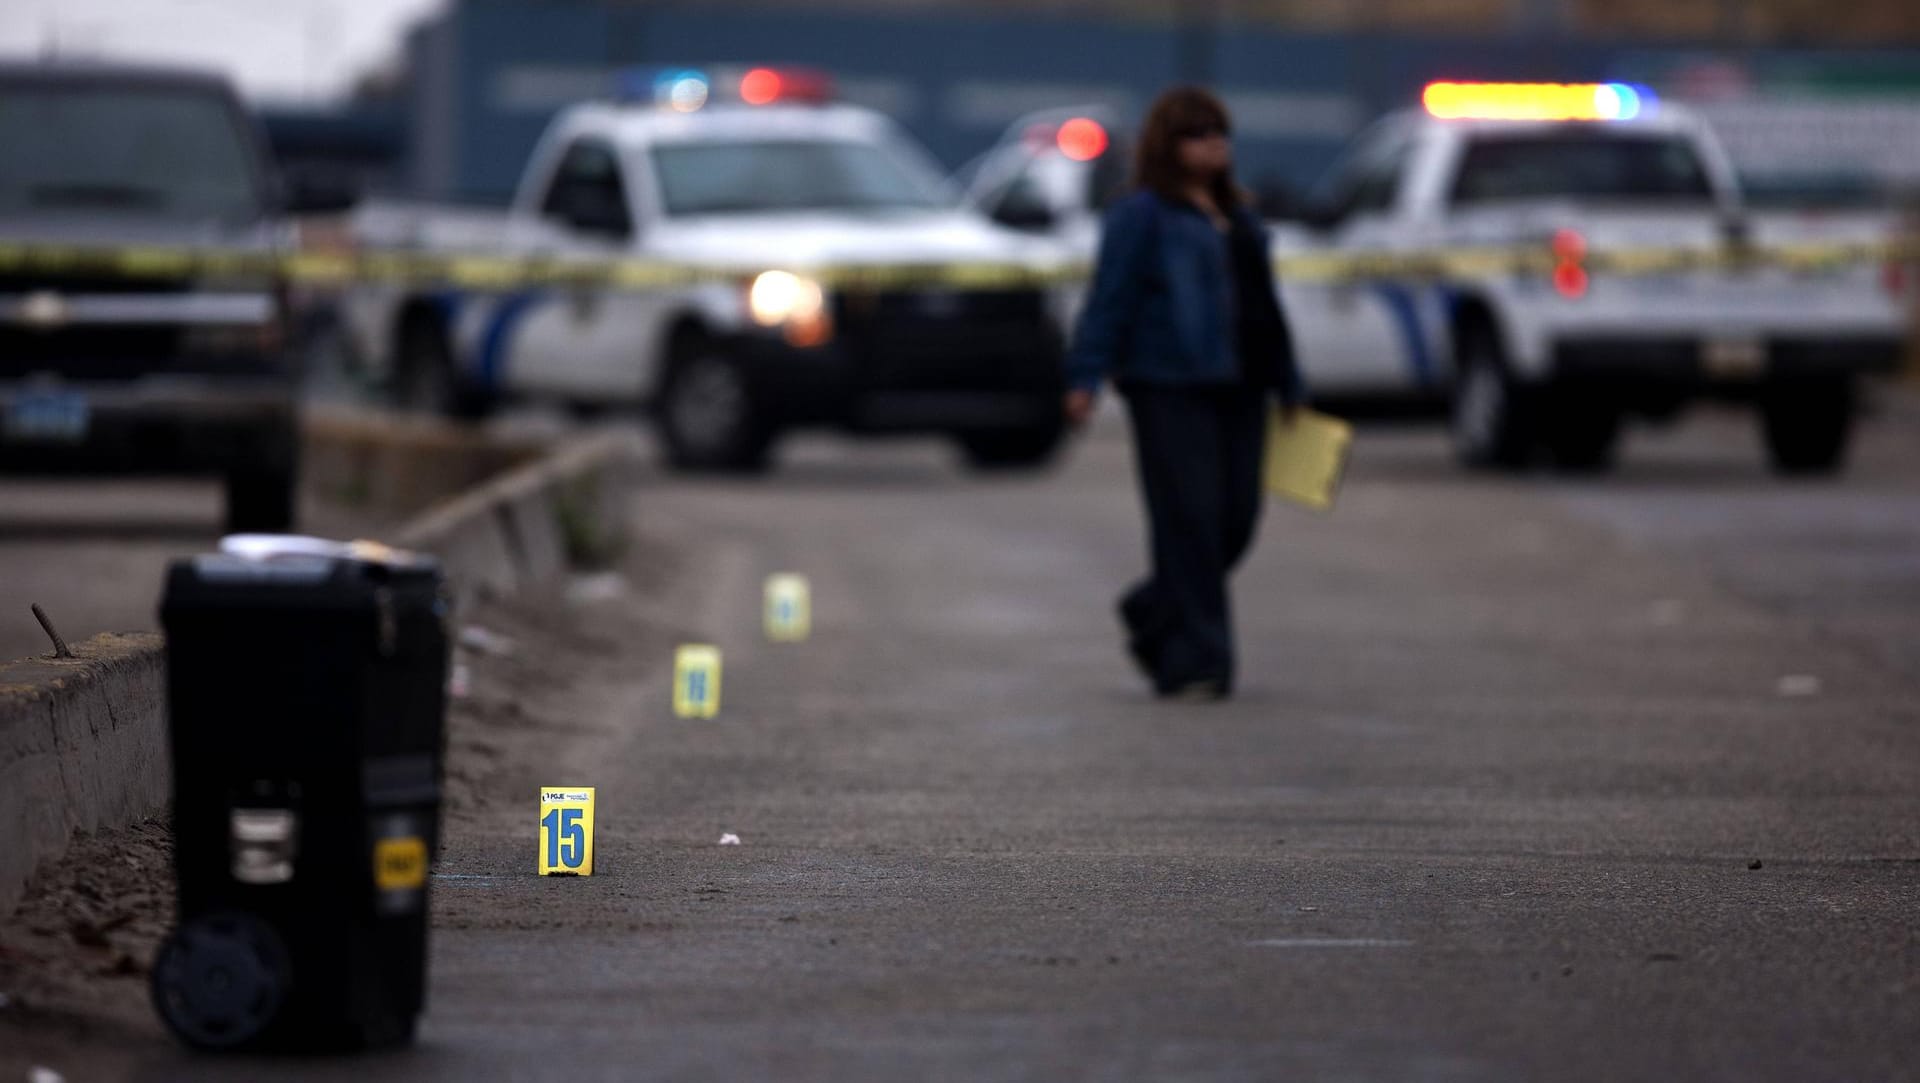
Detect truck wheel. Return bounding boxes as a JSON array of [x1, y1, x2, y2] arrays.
[[660, 351, 772, 472], [396, 316, 491, 421], [1451, 323, 1533, 470], [223, 419, 298, 534], [957, 424, 1065, 471], [1545, 394, 1620, 473], [224, 468, 297, 534], [1760, 377, 1854, 476]]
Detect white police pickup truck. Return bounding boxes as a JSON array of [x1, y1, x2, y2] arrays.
[[342, 67, 1069, 471], [967, 85, 1909, 473]]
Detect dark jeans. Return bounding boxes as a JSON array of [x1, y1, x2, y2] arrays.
[[1119, 382, 1268, 692]]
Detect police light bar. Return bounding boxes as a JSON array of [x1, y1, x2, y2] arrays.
[[616, 65, 834, 111], [737, 67, 834, 106], [1422, 82, 1656, 122]]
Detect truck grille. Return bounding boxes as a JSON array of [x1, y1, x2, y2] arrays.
[[1, 274, 227, 380], [0, 271, 193, 296], [0, 324, 188, 380], [835, 288, 1058, 391]]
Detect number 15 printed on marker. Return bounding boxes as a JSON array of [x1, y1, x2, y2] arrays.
[[542, 807, 584, 869], [538, 787, 595, 876]]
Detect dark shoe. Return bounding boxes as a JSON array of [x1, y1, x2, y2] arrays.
[[1155, 677, 1230, 702], [1124, 628, 1162, 679], [1117, 587, 1165, 680]]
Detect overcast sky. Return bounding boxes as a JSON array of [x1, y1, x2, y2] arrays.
[[0, 0, 444, 102]]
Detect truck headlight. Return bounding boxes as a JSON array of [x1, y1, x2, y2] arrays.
[[747, 270, 832, 347], [182, 284, 289, 356], [182, 320, 283, 356]]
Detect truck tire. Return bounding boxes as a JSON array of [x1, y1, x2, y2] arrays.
[[224, 467, 296, 534], [396, 314, 491, 421], [957, 423, 1066, 471], [222, 418, 298, 534], [1451, 321, 1534, 470], [1760, 377, 1854, 476], [1545, 394, 1621, 473], [659, 350, 772, 472]]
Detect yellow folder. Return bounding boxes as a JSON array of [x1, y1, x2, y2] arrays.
[[1264, 408, 1353, 512]]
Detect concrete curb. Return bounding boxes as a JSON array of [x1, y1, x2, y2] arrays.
[[0, 424, 641, 915], [395, 427, 641, 609], [301, 404, 548, 519], [0, 633, 168, 917]]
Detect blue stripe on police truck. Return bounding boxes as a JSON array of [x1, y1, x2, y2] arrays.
[[1366, 283, 1437, 386], [474, 292, 546, 390]]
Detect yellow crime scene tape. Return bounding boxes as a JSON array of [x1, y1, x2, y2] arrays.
[[0, 237, 1912, 292]]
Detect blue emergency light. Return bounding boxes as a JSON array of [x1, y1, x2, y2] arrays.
[[614, 66, 833, 111]]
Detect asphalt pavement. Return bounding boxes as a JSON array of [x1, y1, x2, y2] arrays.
[[9, 401, 1920, 1081]]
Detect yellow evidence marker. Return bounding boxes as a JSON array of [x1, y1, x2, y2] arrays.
[[764, 573, 811, 643], [538, 787, 596, 876], [673, 644, 722, 719]]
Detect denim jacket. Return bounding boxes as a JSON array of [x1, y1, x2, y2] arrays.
[[1066, 190, 1302, 402]]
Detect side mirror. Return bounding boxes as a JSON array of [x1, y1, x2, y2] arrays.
[[1302, 201, 1348, 232], [1253, 178, 1304, 221], [993, 201, 1058, 231], [560, 189, 633, 240], [280, 168, 360, 216], [1259, 180, 1344, 231], [1273, 194, 1348, 233]]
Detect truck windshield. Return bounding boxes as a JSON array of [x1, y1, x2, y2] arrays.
[[652, 140, 951, 216], [0, 85, 263, 221], [1452, 134, 1714, 205]]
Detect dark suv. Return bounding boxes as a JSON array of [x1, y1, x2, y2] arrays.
[[0, 63, 333, 532]]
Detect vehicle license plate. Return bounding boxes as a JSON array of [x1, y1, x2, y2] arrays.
[[4, 391, 90, 442], [1701, 337, 1767, 380]]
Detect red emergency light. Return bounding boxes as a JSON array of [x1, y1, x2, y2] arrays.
[[1551, 228, 1589, 299], [1056, 117, 1109, 162], [739, 66, 834, 106], [740, 68, 782, 105]]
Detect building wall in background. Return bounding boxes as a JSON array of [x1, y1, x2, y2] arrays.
[[408, 14, 461, 200], [399, 0, 1920, 204], [466, 0, 1920, 45]]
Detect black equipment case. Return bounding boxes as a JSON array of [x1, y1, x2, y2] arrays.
[[153, 542, 449, 1052]]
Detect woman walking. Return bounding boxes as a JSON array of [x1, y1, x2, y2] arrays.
[[1064, 86, 1304, 700]]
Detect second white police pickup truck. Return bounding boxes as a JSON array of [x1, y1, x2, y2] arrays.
[[342, 67, 1069, 471], [966, 83, 1911, 474]]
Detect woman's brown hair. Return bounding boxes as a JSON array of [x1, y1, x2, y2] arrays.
[[1133, 85, 1241, 211]]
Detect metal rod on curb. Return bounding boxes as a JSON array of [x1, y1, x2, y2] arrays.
[[31, 603, 73, 659]]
